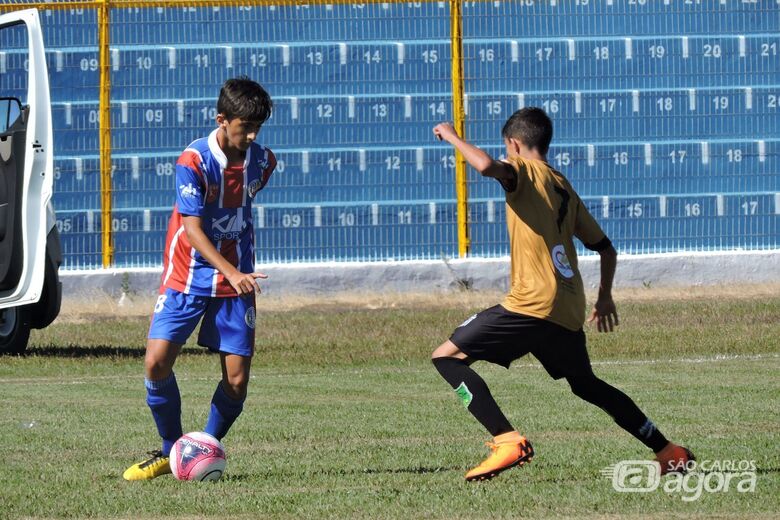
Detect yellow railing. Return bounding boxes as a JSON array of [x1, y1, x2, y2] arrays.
[[1, 0, 474, 266]]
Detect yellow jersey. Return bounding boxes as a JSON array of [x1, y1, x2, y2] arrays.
[[500, 156, 608, 331]]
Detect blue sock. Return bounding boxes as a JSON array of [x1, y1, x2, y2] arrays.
[[204, 383, 245, 440], [145, 372, 183, 456]]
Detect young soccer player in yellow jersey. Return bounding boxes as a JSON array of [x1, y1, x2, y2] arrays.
[[432, 108, 693, 482]]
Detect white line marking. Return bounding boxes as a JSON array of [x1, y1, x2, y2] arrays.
[[4, 354, 775, 385], [75, 157, 83, 181], [301, 150, 309, 173], [359, 149, 367, 171], [396, 42, 405, 64], [256, 206, 265, 228], [339, 43, 347, 65]]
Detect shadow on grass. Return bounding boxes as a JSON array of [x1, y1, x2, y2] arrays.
[[319, 465, 460, 476], [22, 344, 210, 359]]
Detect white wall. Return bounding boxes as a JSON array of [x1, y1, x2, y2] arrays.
[[61, 250, 780, 298]]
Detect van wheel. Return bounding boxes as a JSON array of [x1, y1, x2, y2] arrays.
[[0, 307, 31, 355]]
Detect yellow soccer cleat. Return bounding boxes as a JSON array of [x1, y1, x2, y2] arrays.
[[465, 431, 534, 482], [123, 450, 172, 481]]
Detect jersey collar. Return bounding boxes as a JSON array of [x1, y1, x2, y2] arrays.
[[208, 128, 252, 170]]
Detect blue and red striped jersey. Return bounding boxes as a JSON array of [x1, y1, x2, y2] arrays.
[[159, 129, 276, 297]]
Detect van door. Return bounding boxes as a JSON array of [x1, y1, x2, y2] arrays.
[[0, 9, 53, 308]]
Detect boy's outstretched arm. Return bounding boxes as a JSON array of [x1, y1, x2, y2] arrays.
[[182, 215, 267, 295], [588, 245, 619, 333], [433, 122, 514, 182]]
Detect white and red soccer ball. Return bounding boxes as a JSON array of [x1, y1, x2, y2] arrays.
[[169, 432, 226, 481]]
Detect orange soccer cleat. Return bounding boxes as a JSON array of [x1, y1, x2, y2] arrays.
[[465, 431, 534, 482], [654, 442, 695, 475]]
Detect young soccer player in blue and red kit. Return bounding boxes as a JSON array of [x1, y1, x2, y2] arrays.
[[123, 77, 276, 480]]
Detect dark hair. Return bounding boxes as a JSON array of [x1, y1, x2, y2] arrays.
[[501, 107, 553, 155], [217, 76, 273, 124]]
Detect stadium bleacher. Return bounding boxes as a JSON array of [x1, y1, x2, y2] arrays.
[[1, 1, 777, 267]]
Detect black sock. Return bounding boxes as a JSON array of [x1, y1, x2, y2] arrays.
[[566, 373, 669, 452], [432, 357, 514, 437]]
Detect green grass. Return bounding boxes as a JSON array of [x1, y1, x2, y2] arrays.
[[1, 294, 778, 519]]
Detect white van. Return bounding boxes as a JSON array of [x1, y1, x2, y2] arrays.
[[0, 9, 62, 354]]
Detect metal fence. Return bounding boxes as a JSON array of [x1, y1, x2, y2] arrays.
[[1, 0, 778, 269]]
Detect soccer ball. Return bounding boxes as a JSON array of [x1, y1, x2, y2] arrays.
[[169, 432, 226, 481]]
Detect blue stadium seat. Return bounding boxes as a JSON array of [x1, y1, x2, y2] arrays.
[[26, 4, 780, 266], [46, 48, 99, 102], [253, 200, 458, 262], [462, 1, 778, 39], [39, 8, 97, 47], [52, 157, 101, 211], [50, 101, 100, 154], [54, 209, 102, 269], [112, 208, 168, 268], [0, 49, 29, 101]]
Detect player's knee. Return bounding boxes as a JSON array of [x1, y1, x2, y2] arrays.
[[222, 378, 248, 400], [566, 372, 599, 400], [143, 354, 173, 380], [432, 340, 465, 360]]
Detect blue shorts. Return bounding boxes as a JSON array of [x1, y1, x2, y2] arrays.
[[148, 288, 256, 357]]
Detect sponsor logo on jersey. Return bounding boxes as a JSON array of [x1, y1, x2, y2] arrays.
[[457, 314, 478, 328], [245, 307, 256, 329], [551, 244, 574, 278], [179, 182, 199, 199], [211, 214, 243, 240], [247, 179, 263, 199]]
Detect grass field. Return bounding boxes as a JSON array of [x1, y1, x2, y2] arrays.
[[2, 289, 779, 519]]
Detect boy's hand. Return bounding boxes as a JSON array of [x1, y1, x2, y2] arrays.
[[588, 295, 619, 333], [227, 271, 269, 295], [433, 122, 460, 143]]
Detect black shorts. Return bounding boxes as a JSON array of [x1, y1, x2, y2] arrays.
[[449, 304, 593, 379]]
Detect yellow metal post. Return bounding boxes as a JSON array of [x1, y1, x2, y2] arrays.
[[97, 0, 113, 267], [449, 0, 469, 257]]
